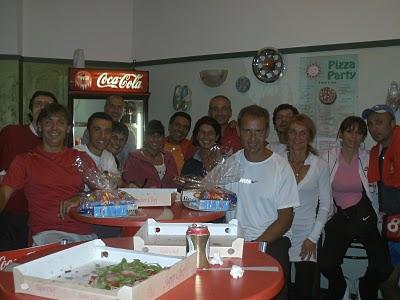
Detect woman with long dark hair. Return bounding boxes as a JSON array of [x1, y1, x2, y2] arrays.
[[181, 116, 221, 177], [318, 116, 393, 299]]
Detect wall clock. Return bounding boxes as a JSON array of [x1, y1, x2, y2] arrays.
[[252, 48, 285, 83]]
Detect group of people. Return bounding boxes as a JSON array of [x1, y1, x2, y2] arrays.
[[0, 90, 399, 299]]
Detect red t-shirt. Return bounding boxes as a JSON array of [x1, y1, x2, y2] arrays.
[[221, 126, 242, 154], [0, 124, 40, 214], [3, 146, 95, 236]]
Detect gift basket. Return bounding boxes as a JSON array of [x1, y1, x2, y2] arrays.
[[74, 156, 138, 218], [177, 145, 242, 212]]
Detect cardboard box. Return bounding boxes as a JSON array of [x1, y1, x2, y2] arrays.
[[13, 239, 197, 300], [134, 219, 244, 258], [80, 200, 138, 217], [120, 188, 176, 207]]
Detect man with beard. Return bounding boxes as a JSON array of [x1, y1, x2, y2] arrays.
[[362, 104, 400, 299]]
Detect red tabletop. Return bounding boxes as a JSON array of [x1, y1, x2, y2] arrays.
[[0, 238, 284, 300], [69, 202, 225, 235]]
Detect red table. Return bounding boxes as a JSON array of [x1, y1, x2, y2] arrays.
[[69, 202, 225, 235], [0, 238, 284, 300]]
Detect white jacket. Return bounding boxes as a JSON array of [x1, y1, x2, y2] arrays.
[[322, 147, 378, 218]]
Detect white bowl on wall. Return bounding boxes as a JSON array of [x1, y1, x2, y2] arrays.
[[200, 69, 228, 87]]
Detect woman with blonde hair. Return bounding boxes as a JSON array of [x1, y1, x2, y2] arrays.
[[286, 114, 332, 299]]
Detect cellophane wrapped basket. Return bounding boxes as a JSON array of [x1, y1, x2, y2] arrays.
[[74, 156, 138, 217], [177, 145, 242, 212]]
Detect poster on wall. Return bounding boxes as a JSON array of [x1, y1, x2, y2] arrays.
[[297, 54, 358, 151]]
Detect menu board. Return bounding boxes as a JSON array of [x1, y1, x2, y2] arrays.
[[296, 54, 358, 151]]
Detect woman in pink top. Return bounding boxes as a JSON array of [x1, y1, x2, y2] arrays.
[[123, 120, 178, 188], [318, 116, 393, 299]]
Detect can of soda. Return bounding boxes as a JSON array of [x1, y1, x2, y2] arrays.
[[186, 224, 210, 268]]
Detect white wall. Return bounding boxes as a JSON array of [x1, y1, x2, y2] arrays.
[[0, 0, 22, 55], [143, 46, 400, 149], [2, 1, 400, 62], [132, 0, 400, 61], [21, 0, 134, 61]]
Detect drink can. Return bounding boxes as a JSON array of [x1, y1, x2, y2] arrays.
[[258, 241, 267, 252], [186, 224, 210, 268]]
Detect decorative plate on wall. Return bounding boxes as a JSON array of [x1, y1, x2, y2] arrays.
[[235, 76, 251, 93], [173, 85, 192, 111], [252, 48, 285, 83]]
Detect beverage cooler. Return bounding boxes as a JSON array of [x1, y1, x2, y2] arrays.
[[68, 68, 149, 148]]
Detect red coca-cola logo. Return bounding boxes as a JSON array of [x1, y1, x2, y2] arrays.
[[96, 73, 143, 90], [74, 71, 92, 90], [0, 255, 14, 271], [69, 68, 149, 93]]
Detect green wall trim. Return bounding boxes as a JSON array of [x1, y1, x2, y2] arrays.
[[0, 54, 21, 60], [21, 56, 133, 69], [0, 55, 133, 69], [2, 38, 400, 68], [18, 58, 23, 124], [134, 39, 400, 66]]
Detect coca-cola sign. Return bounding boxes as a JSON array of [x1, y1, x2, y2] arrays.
[[69, 68, 149, 93]]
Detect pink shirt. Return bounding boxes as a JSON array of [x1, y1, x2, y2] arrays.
[[332, 154, 362, 209]]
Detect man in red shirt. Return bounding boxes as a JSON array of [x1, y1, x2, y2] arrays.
[[0, 90, 57, 250], [208, 95, 242, 154], [0, 103, 96, 246]]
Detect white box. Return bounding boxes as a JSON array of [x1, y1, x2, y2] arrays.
[[134, 219, 244, 258], [13, 239, 197, 300], [120, 188, 176, 207]]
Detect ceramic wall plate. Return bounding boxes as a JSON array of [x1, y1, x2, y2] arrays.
[[173, 85, 192, 111], [200, 69, 228, 87], [235, 76, 251, 93]]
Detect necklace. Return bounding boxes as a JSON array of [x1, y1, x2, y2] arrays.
[[288, 153, 307, 180], [289, 160, 304, 179]]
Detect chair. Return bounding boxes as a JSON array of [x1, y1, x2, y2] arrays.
[[320, 238, 368, 299]]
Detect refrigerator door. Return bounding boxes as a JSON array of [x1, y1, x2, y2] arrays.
[[72, 97, 145, 149]]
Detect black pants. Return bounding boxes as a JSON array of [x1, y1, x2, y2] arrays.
[[263, 236, 291, 300], [0, 212, 28, 251], [292, 261, 317, 300], [318, 196, 393, 299]]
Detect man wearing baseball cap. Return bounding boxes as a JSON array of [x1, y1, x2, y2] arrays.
[[362, 104, 400, 299]]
